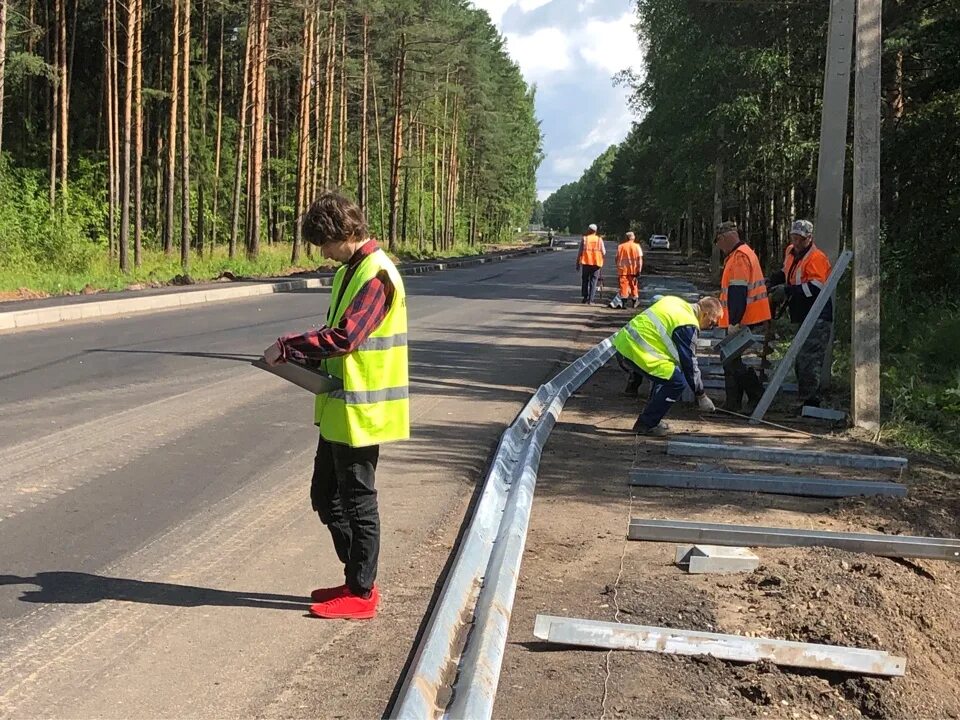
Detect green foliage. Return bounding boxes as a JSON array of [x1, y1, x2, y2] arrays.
[[0, 0, 542, 287], [543, 0, 960, 456]]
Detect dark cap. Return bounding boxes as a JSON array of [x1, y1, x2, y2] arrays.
[[715, 220, 739, 236]]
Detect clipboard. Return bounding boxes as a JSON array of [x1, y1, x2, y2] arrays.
[[252, 358, 343, 395]]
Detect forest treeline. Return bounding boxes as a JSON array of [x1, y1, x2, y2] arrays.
[[544, 0, 960, 452], [545, 0, 958, 299], [0, 0, 542, 278]]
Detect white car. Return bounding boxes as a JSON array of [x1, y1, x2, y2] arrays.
[[649, 234, 670, 250]]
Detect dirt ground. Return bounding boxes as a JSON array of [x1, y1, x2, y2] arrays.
[[493, 252, 960, 720]]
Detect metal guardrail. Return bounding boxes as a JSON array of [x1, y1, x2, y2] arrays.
[[392, 337, 616, 720]]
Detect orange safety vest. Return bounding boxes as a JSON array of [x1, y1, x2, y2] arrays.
[[720, 243, 771, 328], [616, 241, 642, 276], [783, 242, 831, 294], [579, 233, 605, 267]]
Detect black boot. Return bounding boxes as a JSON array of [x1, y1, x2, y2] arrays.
[[741, 369, 765, 407], [722, 371, 743, 412]]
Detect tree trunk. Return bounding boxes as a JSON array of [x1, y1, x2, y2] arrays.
[[336, 18, 347, 187], [229, 7, 254, 259], [319, 0, 335, 189], [133, 0, 143, 267], [357, 13, 369, 213], [104, 1, 116, 258], [50, 0, 60, 206], [387, 34, 406, 248], [244, 0, 269, 258], [417, 123, 425, 249], [211, 13, 225, 248], [58, 0, 68, 199], [164, 0, 180, 255], [119, 0, 135, 272], [401, 115, 412, 244], [372, 72, 386, 240], [293, 3, 315, 264], [0, 0, 7, 154], [180, 0, 191, 270]]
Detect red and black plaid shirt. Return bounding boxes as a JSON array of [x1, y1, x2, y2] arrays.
[[276, 239, 395, 362]]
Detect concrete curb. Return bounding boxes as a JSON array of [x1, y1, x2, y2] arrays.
[[0, 246, 554, 332]]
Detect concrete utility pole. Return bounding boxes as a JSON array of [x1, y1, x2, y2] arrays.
[[813, 0, 855, 262], [852, 0, 882, 430]]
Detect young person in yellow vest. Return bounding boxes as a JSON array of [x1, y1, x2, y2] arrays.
[[576, 223, 606, 304], [263, 192, 408, 620], [612, 296, 722, 436], [608, 231, 643, 309], [714, 221, 772, 412]]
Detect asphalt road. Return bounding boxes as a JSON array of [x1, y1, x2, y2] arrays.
[[0, 245, 601, 718]]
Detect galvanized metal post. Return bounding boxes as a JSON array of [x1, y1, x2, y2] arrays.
[[852, 0, 882, 431]]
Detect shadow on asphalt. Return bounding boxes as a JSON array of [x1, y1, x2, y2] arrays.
[[0, 572, 311, 610]]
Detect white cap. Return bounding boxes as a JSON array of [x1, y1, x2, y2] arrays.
[[790, 219, 813, 238], [588, 223, 598, 232]]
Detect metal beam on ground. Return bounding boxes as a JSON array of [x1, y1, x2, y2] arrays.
[[627, 518, 960, 562], [802, 406, 847, 421], [749, 250, 853, 424], [629, 468, 906, 498], [533, 615, 906, 677], [666, 440, 907, 471]]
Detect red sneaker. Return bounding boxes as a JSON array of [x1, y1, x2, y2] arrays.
[[310, 585, 379, 620], [310, 584, 349, 603]]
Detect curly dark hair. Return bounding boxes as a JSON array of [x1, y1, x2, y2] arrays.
[[302, 191, 368, 246]]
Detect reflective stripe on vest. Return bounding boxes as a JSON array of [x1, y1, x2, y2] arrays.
[[315, 247, 410, 447], [612, 295, 697, 381], [617, 243, 642, 274], [579, 234, 604, 266], [720, 243, 771, 327]]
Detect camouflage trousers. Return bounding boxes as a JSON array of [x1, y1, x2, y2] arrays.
[[795, 319, 833, 402]]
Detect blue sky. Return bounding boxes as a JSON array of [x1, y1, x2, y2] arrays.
[[471, 0, 645, 200]]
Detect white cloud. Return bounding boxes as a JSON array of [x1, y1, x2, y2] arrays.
[[469, 0, 516, 27], [503, 27, 573, 84], [551, 154, 588, 176], [577, 91, 635, 150], [578, 12, 644, 75], [519, 0, 552, 11]]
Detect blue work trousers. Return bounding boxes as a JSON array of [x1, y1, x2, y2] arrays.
[[619, 353, 686, 429], [581, 265, 601, 303]]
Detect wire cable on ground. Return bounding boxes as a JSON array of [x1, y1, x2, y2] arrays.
[[599, 435, 640, 720], [713, 407, 825, 439]]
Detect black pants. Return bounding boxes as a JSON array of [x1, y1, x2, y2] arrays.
[[310, 435, 380, 595], [581, 265, 601, 303]]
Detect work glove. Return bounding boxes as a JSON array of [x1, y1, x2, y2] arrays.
[[769, 284, 787, 305], [727, 323, 740, 335], [697, 394, 716, 413]]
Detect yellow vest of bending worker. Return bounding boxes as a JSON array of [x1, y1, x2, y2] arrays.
[[315, 249, 409, 447], [612, 295, 698, 380]]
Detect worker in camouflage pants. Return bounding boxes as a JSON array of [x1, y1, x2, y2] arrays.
[[768, 220, 833, 408], [794, 318, 832, 405]]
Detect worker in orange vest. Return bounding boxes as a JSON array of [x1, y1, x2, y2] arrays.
[[767, 219, 833, 409], [576, 223, 606, 304], [715, 221, 772, 411], [609, 232, 643, 309]]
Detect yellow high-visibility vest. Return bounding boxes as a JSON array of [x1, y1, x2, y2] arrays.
[[315, 248, 409, 447], [612, 295, 698, 380]]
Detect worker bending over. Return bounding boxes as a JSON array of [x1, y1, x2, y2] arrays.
[[767, 219, 833, 409], [613, 296, 722, 436], [576, 223, 606, 304], [609, 232, 643, 309], [715, 221, 772, 411]]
